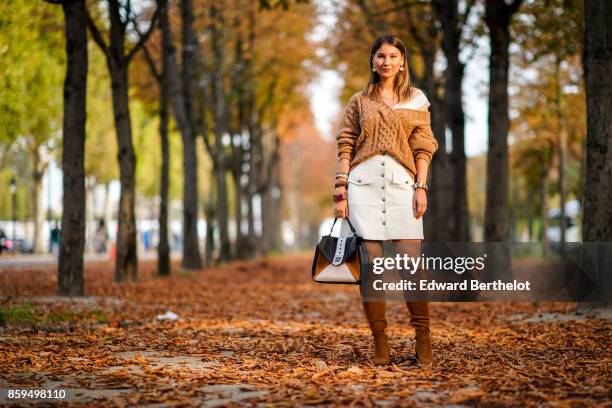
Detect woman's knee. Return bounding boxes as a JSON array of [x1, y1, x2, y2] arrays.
[[392, 239, 421, 258], [364, 239, 383, 260]]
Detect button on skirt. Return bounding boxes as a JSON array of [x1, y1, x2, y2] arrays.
[[339, 154, 424, 240]]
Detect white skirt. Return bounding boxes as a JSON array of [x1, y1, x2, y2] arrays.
[[340, 154, 424, 240]]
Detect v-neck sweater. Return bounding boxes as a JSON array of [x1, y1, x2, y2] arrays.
[[336, 88, 439, 181]]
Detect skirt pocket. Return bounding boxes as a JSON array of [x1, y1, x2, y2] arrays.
[[390, 169, 414, 205], [347, 172, 376, 205]]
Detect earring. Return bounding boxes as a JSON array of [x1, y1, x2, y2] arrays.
[[399, 65, 405, 71], [372, 65, 376, 72]]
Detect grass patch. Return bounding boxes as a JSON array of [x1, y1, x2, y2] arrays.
[[90, 309, 109, 322], [43, 310, 83, 322], [0, 301, 36, 322], [0, 302, 109, 323]]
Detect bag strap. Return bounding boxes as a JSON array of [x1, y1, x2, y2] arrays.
[[328, 217, 358, 237]]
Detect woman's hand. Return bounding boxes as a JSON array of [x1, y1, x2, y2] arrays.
[[413, 188, 427, 219], [333, 187, 349, 219]]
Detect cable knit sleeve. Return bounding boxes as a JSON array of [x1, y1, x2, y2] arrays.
[[408, 94, 438, 163], [336, 93, 361, 161]]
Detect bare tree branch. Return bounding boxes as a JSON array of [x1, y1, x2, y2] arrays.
[[370, 0, 427, 19], [404, 5, 428, 53], [125, 6, 161, 63], [85, 9, 111, 60], [355, 0, 386, 38], [509, 0, 524, 15], [142, 44, 161, 81], [132, 10, 163, 81]]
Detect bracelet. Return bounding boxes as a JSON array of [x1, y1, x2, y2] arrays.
[[413, 182, 429, 191], [335, 172, 349, 179], [335, 181, 348, 188], [333, 192, 347, 202]]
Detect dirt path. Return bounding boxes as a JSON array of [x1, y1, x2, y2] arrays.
[[1, 255, 610, 406]]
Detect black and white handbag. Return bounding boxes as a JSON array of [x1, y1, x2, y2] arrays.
[[311, 218, 369, 284]]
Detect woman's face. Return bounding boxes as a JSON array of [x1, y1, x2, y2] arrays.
[[372, 43, 403, 79]]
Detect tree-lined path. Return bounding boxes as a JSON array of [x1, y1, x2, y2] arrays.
[[1, 256, 610, 406]]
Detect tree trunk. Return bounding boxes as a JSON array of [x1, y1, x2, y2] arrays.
[[157, 107, 171, 276], [229, 16, 247, 260], [57, 0, 87, 296], [527, 197, 533, 242], [244, 2, 259, 258], [33, 172, 45, 254], [157, 0, 171, 276], [558, 130, 567, 250], [179, 0, 202, 270], [484, 0, 520, 243], [583, 0, 612, 241], [287, 142, 301, 249], [582, 0, 612, 307], [31, 148, 47, 254], [250, 126, 267, 256], [233, 175, 246, 258], [433, 0, 470, 242], [261, 134, 283, 253], [214, 159, 231, 260], [151, 0, 202, 270], [210, 3, 232, 261], [85, 177, 95, 253], [577, 134, 586, 238], [246, 188, 257, 255], [428, 95, 452, 242], [110, 66, 138, 281], [484, 0, 522, 280], [157, 97, 170, 275], [261, 189, 281, 253], [87, 0, 159, 281], [180, 124, 201, 269], [540, 152, 549, 256], [287, 185, 300, 249], [204, 200, 216, 267], [555, 57, 567, 255], [510, 168, 518, 242]]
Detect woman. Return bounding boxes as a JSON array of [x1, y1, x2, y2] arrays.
[[333, 34, 439, 367]]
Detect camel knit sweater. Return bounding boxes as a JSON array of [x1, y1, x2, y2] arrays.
[[336, 89, 439, 181]]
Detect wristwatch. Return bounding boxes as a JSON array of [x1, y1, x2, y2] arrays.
[[413, 182, 428, 191], [333, 191, 347, 202]]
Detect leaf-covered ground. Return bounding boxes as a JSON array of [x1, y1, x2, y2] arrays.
[[0, 254, 610, 407]]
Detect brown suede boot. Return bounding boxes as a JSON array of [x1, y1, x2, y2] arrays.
[[406, 301, 433, 367], [362, 301, 390, 366]]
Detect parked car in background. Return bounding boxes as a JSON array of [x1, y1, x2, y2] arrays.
[[0, 235, 33, 255], [12, 238, 34, 254]]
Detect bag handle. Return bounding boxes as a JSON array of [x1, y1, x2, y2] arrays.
[[328, 217, 358, 237]]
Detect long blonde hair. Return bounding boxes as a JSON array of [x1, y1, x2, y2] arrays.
[[363, 34, 413, 103]]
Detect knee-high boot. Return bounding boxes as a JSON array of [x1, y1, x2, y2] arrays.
[[406, 301, 433, 366], [362, 301, 390, 365]]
